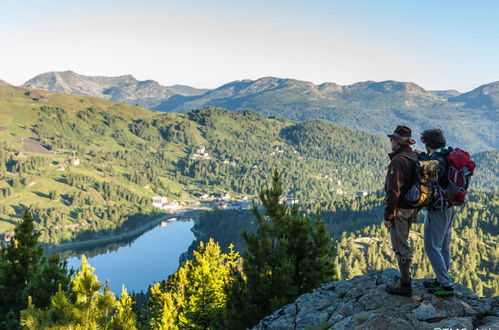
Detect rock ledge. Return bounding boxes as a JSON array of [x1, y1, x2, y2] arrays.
[[252, 269, 499, 330]]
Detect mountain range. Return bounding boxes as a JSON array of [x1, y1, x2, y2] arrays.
[[23, 71, 208, 109], [153, 77, 498, 151], [17, 71, 499, 151]]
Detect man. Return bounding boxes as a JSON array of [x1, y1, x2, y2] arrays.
[[383, 125, 419, 297], [420, 129, 455, 298]]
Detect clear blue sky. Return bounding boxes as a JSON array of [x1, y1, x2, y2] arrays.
[[1, 0, 498, 91]]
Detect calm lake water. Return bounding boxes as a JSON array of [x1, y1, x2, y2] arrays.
[[66, 219, 195, 294]]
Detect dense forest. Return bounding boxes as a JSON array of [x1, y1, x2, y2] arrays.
[[187, 189, 498, 298]]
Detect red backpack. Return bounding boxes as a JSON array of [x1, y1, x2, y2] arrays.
[[444, 148, 476, 205]]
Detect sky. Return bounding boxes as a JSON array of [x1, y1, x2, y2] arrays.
[[1, 0, 498, 91]]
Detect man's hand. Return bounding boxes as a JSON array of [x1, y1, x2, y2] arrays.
[[383, 220, 392, 228]]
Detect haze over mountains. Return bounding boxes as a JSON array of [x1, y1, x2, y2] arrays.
[[20, 71, 499, 151]]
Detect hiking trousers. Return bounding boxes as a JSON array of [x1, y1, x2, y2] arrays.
[[424, 207, 455, 287], [389, 208, 418, 283]]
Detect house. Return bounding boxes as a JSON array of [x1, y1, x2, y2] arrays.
[[152, 196, 168, 208], [1, 232, 15, 246], [221, 192, 231, 200], [357, 191, 368, 197], [70, 157, 80, 166], [184, 200, 200, 207], [335, 189, 346, 196], [161, 200, 179, 211], [279, 196, 299, 205], [56, 164, 66, 171], [197, 146, 206, 154]]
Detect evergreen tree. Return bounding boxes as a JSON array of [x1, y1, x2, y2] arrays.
[[149, 239, 242, 329], [239, 170, 337, 328], [20, 255, 138, 329], [0, 210, 43, 328], [109, 286, 138, 329], [26, 254, 72, 309]]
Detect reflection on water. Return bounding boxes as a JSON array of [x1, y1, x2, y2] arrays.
[[65, 219, 195, 294]]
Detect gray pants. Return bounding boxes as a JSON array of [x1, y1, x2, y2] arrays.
[[390, 208, 418, 283], [424, 207, 454, 287]]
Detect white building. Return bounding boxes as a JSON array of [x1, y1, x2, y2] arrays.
[[161, 200, 179, 211], [152, 196, 168, 208], [357, 191, 368, 197]]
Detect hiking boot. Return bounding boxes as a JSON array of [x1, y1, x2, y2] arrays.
[[428, 285, 454, 298], [385, 278, 412, 297], [423, 278, 440, 288]]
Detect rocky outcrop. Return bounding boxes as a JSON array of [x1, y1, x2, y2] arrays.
[[252, 269, 498, 330]]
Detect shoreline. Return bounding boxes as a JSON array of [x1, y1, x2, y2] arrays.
[[45, 208, 203, 252]]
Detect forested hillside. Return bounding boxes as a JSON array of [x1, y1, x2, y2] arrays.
[[473, 149, 499, 190], [0, 86, 390, 242]]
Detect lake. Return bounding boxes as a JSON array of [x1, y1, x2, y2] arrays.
[[65, 218, 195, 294]]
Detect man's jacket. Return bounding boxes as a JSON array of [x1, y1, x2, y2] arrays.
[[384, 145, 418, 222]]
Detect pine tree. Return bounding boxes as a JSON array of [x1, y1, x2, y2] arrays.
[[26, 254, 72, 309], [149, 239, 242, 329], [20, 256, 139, 328], [109, 286, 137, 330], [240, 170, 337, 328], [0, 210, 43, 328]]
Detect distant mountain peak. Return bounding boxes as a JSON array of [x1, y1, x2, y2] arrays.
[[448, 80, 499, 108], [23, 71, 207, 108]]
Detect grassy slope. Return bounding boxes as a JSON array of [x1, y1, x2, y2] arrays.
[[0, 87, 167, 233]]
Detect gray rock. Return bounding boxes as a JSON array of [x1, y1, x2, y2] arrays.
[[251, 270, 498, 330], [480, 316, 499, 329], [412, 302, 439, 320], [419, 317, 473, 330], [357, 313, 414, 330]]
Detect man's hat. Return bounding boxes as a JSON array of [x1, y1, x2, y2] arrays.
[[387, 126, 416, 145]]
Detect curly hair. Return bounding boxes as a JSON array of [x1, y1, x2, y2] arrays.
[[420, 129, 446, 149]]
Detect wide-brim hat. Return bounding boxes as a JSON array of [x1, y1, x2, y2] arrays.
[[387, 125, 416, 145]]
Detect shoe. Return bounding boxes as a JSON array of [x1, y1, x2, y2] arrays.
[[423, 278, 440, 288], [428, 285, 454, 298], [385, 279, 412, 297]]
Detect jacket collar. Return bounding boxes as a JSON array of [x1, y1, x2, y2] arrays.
[[388, 145, 413, 160]]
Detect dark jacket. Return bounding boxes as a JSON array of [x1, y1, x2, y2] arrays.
[[384, 145, 418, 222]]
